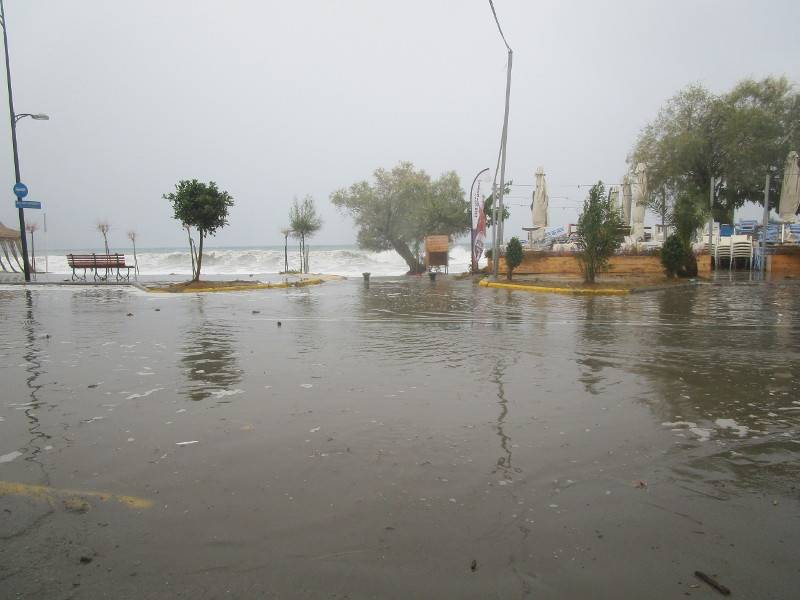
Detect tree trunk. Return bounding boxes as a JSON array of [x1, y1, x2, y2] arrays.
[[390, 238, 424, 274], [195, 232, 204, 281], [186, 227, 196, 279]]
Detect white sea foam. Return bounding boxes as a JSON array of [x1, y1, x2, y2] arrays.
[[42, 244, 479, 277], [715, 418, 749, 437]]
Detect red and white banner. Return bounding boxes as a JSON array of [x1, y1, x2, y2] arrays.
[[471, 180, 487, 264]]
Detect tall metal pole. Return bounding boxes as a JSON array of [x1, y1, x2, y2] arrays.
[[761, 173, 770, 275], [708, 176, 714, 272], [493, 49, 512, 281], [488, 0, 513, 281], [0, 0, 30, 281]]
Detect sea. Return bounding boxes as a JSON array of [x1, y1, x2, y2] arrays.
[[37, 244, 481, 277]]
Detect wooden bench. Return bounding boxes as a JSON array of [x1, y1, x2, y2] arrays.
[[67, 253, 134, 281]]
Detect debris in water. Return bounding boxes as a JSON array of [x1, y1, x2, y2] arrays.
[[175, 441, 199, 446], [277, 321, 282, 327], [301, 383, 313, 389], [714, 418, 749, 437], [126, 313, 133, 317], [210, 389, 244, 398], [470, 559, 478, 572], [0, 450, 23, 464], [694, 571, 730, 595], [309, 427, 321, 433], [126, 388, 163, 400]]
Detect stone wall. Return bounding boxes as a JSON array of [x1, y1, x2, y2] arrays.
[[492, 250, 712, 277]]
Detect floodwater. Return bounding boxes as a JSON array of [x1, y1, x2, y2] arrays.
[[0, 278, 798, 598]]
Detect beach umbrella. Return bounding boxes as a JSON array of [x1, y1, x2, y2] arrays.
[[531, 166, 548, 242], [0, 221, 23, 272], [631, 163, 647, 240], [621, 175, 633, 227], [778, 151, 800, 222]]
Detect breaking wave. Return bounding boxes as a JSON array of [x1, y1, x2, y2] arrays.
[[41, 245, 481, 277]]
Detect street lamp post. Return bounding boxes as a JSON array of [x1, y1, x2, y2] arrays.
[[1, 0, 48, 282]]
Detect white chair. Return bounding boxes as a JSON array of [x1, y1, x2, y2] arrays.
[[730, 235, 753, 270], [715, 236, 731, 268]]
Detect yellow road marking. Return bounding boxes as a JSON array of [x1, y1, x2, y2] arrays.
[[0, 480, 153, 510], [479, 279, 630, 295]]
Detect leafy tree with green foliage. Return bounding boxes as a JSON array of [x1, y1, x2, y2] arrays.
[[576, 182, 624, 283], [505, 237, 523, 280], [630, 77, 800, 222], [482, 181, 512, 228], [289, 195, 322, 273], [164, 179, 233, 281], [331, 162, 469, 274]]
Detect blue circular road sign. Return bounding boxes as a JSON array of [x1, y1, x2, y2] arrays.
[[13, 182, 28, 198]]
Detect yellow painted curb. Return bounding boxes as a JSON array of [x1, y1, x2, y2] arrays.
[[479, 279, 630, 295], [146, 278, 325, 293], [0, 480, 153, 510]]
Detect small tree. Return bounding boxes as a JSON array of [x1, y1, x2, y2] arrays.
[[280, 227, 292, 273], [576, 182, 624, 283], [25, 222, 38, 273], [289, 195, 322, 273], [660, 234, 685, 278], [505, 237, 523, 280], [667, 192, 707, 277], [164, 180, 233, 281], [96, 220, 111, 255], [127, 230, 139, 277]]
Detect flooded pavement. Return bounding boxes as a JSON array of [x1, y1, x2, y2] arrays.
[[0, 278, 798, 599]]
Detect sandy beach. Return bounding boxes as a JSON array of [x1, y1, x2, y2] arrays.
[[1, 278, 798, 598]]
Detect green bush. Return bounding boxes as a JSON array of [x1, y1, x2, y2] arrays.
[[661, 234, 685, 277], [505, 237, 523, 280]]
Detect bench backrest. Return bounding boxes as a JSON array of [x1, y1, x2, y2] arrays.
[[67, 253, 128, 268]]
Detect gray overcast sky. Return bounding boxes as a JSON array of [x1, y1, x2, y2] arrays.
[[0, 0, 798, 249]]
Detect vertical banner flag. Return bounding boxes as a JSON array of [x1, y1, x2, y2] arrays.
[[472, 180, 487, 265]]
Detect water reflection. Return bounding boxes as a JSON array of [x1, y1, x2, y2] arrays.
[[490, 357, 519, 480], [180, 296, 242, 401], [22, 290, 51, 484], [575, 297, 622, 395]]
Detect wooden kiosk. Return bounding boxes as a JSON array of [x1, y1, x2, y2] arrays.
[[424, 235, 449, 273]]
